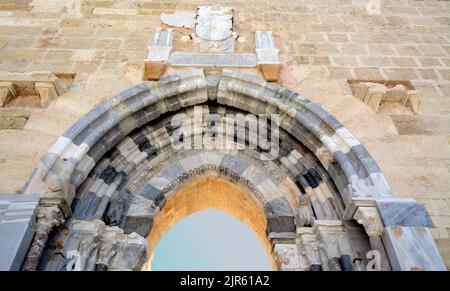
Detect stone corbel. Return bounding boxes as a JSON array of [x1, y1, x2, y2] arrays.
[[144, 28, 173, 80], [0, 81, 16, 107], [34, 205, 65, 234], [403, 90, 420, 114], [35, 82, 58, 107], [353, 205, 391, 270], [255, 31, 281, 82], [353, 206, 383, 237], [363, 83, 386, 113]]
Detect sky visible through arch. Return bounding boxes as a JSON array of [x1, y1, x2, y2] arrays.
[[151, 209, 272, 271]]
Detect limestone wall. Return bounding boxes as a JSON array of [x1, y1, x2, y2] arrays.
[[0, 0, 449, 267]]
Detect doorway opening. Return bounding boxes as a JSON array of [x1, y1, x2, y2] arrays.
[[151, 208, 272, 271]]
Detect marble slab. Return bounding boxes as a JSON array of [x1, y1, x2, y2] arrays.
[[0, 194, 39, 270], [170, 52, 257, 67], [147, 28, 173, 61], [375, 198, 433, 227], [382, 226, 447, 271]]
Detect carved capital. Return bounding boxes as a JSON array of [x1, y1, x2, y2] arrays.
[[65, 220, 147, 271], [35, 205, 64, 233], [354, 206, 383, 237]]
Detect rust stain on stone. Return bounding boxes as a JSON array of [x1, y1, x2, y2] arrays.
[[392, 227, 403, 238]]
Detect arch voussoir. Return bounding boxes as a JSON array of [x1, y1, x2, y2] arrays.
[[19, 69, 445, 272]]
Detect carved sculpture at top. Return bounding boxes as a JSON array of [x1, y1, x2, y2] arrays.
[[195, 6, 233, 41], [195, 6, 235, 53]]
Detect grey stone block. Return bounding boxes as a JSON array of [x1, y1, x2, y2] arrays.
[[376, 198, 433, 227], [139, 184, 162, 201], [122, 215, 154, 237], [382, 226, 447, 271], [220, 155, 249, 175], [267, 215, 296, 233], [0, 194, 39, 271]]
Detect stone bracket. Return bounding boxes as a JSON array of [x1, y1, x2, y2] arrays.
[[0, 82, 16, 107], [0, 72, 67, 107], [35, 82, 58, 108], [351, 82, 421, 114], [345, 197, 433, 230], [255, 31, 281, 82], [39, 196, 72, 218], [145, 28, 173, 80]]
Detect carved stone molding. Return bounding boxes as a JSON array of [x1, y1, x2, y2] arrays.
[[64, 219, 147, 271], [353, 206, 383, 237]]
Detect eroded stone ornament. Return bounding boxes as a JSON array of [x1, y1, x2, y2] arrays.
[[195, 6, 233, 41]]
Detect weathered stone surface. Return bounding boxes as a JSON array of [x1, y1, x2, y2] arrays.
[[63, 219, 147, 271], [255, 31, 281, 81], [171, 52, 257, 67], [350, 82, 421, 114], [195, 6, 233, 41], [382, 226, 447, 271], [144, 60, 168, 81], [273, 243, 300, 271], [376, 198, 433, 228], [258, 63, 281, 82], [145, 28, 173, 80], [161, 11, 196, 29], [0, 194, 39, 271], [0, 82, 16, 107], [1, 0, 449, 270]]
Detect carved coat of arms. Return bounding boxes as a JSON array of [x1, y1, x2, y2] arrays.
[[195, 6, 234, 41]]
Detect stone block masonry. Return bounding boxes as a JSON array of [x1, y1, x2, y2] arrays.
[[0, 0, 449, 269]]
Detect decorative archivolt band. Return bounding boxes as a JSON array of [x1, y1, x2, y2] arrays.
[[20, 69, 446, 271], [24, 69, 392, 215]]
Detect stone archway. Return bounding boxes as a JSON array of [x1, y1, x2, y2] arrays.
[[20, 69, 446, 271]]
